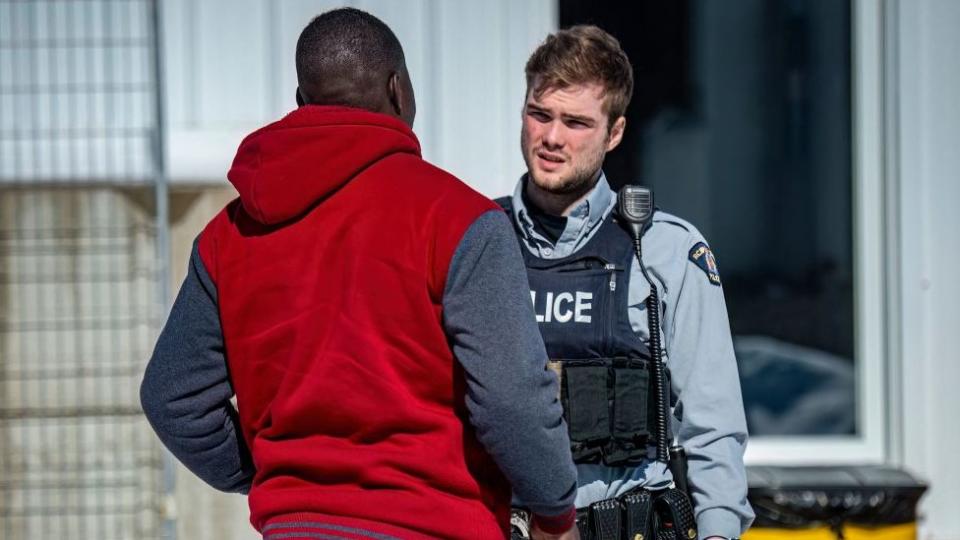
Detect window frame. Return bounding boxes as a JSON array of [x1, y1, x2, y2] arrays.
[[744, 0, 889, 465]]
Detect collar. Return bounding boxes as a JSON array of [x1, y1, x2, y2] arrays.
[[508, 171, 617, 259]]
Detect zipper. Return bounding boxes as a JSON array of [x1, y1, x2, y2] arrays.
[[605, 264, 618, 349], [606, 263, 617, 292]]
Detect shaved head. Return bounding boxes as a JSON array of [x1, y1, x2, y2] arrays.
[[295, 8, 415, 126]]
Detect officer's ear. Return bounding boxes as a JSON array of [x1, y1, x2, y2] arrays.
[[605, 116, 626, 152]]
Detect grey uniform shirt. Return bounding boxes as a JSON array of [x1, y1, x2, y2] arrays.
[[505, 173, 755, 539]]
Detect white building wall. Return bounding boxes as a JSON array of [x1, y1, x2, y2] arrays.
[[161, 0, 556, 199], [895, 1, 960, 539]]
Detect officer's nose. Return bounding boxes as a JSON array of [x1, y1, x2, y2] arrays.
[[541, 121, 565, 150]]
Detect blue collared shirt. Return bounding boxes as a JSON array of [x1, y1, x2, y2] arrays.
[[506, 173, 755, 539]]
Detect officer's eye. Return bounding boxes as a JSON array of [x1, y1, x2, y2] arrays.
[[528, 109, 551, 123]]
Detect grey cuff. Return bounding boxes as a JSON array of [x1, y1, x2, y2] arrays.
[[697, 507, 743, 540]]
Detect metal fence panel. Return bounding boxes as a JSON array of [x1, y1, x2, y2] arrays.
[[0, 1, 167, 539], [0, 0, 156, 184]]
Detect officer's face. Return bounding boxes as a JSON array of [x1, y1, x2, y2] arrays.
[[521, 81, 625, 196]]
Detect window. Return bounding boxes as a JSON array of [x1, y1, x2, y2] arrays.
[[562, 0, 886, 462]]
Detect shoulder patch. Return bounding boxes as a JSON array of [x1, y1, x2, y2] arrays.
[[688, 242, 721, 286]]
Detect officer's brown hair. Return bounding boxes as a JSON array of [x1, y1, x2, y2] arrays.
[[524, 25, 633, 130]]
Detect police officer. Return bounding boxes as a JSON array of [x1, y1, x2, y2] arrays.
[[500, 26, 755, 540]]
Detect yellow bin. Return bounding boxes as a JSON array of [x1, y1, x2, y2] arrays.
[[742, 466, 926, 540]]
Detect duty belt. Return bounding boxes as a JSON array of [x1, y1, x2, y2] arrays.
[[511, 487, 697, 540]]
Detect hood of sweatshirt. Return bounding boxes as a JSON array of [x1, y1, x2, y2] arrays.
[[226, 105, 421, 224]]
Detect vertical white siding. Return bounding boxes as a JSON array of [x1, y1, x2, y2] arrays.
[[895, 1, 960, 539], [162, 0, 556, 198]]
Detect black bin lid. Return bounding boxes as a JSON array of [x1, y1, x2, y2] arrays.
[[747, 465, 928, 528]]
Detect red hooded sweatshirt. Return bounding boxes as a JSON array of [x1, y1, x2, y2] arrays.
[[197, 106, 509, 538]]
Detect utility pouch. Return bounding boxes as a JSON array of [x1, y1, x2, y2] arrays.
[[590, 498, 622, 540], [621, 489, 654, 540], [563, 364, 610, 462], [653, 488, 697, 540]]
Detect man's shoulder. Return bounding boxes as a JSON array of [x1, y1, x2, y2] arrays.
[[194, 197, 246, 282], [492, 195, 513, 212], [390, 153, 465, 189], [390, 154, 499, 212]]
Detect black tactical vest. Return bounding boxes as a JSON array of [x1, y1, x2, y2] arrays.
[[497, 198, 659, 466]]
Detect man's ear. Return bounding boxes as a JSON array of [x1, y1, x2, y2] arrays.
[[295, 87, 305, 107], [387, 70, 416, 127], [387, 72, 403, 117], [605, 116, 626, 152]]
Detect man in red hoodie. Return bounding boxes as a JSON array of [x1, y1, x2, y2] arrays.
[[140, 8, 579, 540]]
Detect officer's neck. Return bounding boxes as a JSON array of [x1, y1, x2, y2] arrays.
[[525, 172, 600, 217]]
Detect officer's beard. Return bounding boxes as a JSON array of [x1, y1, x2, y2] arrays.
[[523, 141, 607, 201]]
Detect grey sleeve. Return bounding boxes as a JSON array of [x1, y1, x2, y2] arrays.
[[442, 209, 577, 518], [139, 239, 254, 494], [661, 236, 755, 538]]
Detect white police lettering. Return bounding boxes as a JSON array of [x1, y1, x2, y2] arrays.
[[530, 291, 592, 324], [575, 292, 593, 323], [554, 292, 574, 323], [530, 290, 543, 322]]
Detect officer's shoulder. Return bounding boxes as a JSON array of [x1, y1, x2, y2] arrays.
[[649, 210, 707, 249], [650, 210, 724, 287]]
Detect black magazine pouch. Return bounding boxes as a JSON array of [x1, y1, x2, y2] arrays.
[[621, 488, 654, 540], [563, 363, 610, 462], [605, 359, 650, 465]]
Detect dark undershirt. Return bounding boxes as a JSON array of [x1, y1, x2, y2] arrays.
[[521, 183, 568, 245]]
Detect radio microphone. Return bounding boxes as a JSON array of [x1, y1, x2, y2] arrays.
[[617, 184, 655, 239]]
